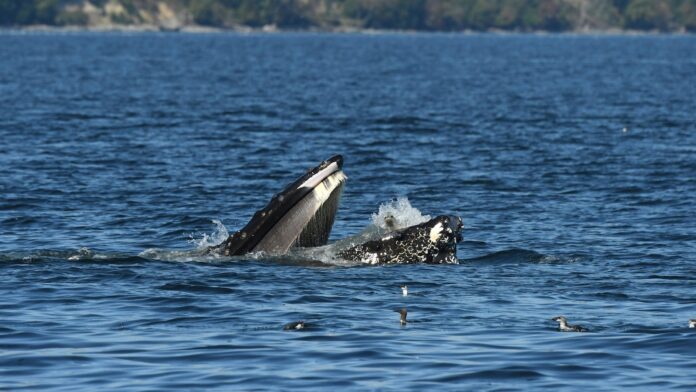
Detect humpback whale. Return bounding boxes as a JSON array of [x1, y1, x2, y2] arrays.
[[337, 215, 462, 264], [213, 155, 346, 256], [210, 155, 463, 264]]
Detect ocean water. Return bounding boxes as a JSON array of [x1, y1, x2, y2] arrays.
[[1, 32, 695, 390]]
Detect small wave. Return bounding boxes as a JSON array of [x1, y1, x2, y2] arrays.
[[464, 249, 587, 265], [592, 291, 630, 300], [427, 366, 544, 382], [138, 248, 223, 263], [158, 282, 235, 294], [374, 115, 426, 125], [0, 248, 136, 263], [465, 249, 547, 264]]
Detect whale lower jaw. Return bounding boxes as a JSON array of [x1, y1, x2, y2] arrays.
[[254, 171, 345, 254]]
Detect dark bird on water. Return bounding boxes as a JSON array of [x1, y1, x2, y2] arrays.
[[551, 316, 588, 332], [396, 308, 408, 325], [283, 321, 305, 331]]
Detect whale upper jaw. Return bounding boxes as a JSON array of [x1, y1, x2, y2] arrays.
[[214, 155, 346, 256], [337, 215, 463, 265]]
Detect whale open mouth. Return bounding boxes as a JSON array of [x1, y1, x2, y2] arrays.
[[216, 155, 346, 256]]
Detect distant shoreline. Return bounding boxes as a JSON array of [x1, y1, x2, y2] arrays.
[[2, 24, 693, 36]]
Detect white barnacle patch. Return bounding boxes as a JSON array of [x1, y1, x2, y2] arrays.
[[363, 252, 379, 265], [381, 233, 396, 242], [429, 222, 443, 243]]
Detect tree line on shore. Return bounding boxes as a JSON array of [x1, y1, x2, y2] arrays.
[[1, 0, 695, 32]]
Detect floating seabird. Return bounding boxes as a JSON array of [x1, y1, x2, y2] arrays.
[[283, 321, 305, 331], [551, 316, 588, 332], [396, 308, 408, 325], [384, 214, 397, 230]]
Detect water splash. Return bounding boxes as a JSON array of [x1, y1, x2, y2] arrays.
[[370, 197, 430, 231], [139, 247, 220, 262], [137, 220, 231, 262], [188, 219, 229, 250]]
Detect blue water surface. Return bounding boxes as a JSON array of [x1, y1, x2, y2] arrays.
[[1, 32, 695, 391]]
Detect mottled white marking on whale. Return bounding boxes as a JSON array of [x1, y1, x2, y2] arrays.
[[429, 222, 443, 243]]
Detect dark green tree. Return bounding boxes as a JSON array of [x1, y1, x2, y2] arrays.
[[189, 0, 227, 26], [624, 0, 672, 30], [676, 0, 696, 31], [344, 0, 427, 29]]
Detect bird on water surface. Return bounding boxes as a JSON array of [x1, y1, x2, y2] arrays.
[[397, 308, 408, 325], [551, 316, 588, 332], [283, 321, 305, 331]]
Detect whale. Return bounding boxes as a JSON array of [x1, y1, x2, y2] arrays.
[[210, 155, 463, 264], [212, 155, 346, 256], [337, 215, 463, 264]]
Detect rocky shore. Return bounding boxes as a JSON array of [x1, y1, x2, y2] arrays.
[[2, 0, 695, 34]]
